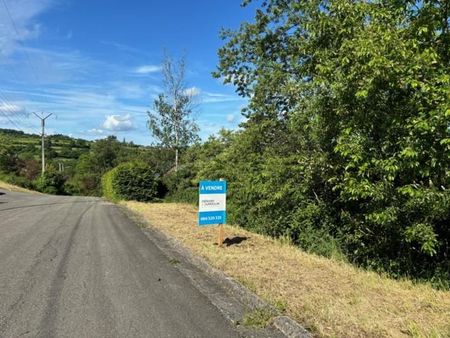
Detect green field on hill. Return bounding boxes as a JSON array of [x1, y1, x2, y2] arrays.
[[0, 128, 171, 196]]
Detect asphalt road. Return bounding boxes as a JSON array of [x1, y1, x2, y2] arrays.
[[0, 190, 248, 338]]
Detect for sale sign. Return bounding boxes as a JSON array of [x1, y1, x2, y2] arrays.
[[198, 180, 226, 226]]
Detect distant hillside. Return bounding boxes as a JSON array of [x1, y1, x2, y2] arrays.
[[0, 128, 91, 165], [0, 128, 173, 196]]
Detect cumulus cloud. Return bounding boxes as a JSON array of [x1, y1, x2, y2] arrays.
[[133, 65, 161, 74], [102, 114, 134, 131]]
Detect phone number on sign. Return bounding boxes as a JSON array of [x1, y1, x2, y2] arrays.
[[200, 215, 223, 221]]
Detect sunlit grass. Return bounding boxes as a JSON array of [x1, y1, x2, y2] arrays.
[[125, 201, 450, 338], [0, 180, 39, 193]]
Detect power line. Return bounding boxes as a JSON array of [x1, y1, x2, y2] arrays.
[[0, 110, 22, 130], [0, 95, 25, 130], [0, 0, 38, 82], [0, 0, 19, 35], [1, 0, 61, 139], [1, 0, 54, 138], [0, 92, 39, 134], [0, 95, 27, 122]]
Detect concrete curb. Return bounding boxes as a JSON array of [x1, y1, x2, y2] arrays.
[[272, 316, 312, 338], [121, 205, 312, 338]]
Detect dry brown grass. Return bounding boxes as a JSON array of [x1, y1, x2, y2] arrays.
[[0, 180, 39, 193], [124, 201, 450, 338]]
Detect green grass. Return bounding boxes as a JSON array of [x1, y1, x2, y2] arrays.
[[242, 308, 274, 328]]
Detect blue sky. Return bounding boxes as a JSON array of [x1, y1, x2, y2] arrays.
[[0, 0, 256, 145]]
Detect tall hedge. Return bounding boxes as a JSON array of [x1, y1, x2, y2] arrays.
[[101, 162, 160, 202]]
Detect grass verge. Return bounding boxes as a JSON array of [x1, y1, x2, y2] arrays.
[[124, 201, 450, 338], [0, 180, 39, 193]]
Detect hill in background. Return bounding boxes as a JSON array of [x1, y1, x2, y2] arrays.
[[0, 128, 171, 196]]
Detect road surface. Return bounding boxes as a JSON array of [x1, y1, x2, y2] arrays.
[[0, 190, 260, 338]]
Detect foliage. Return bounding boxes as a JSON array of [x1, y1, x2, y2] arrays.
[[0, 142, 18, 173], [102, 162, 161, 202], [101, 169, 117, 201], [0, 172, 34, 189], [67, 136, 170, 196], [33, 167, 66, 195], [189, 0, 449, 285], [163, 129, 235, 204]]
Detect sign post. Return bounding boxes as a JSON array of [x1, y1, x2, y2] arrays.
[[198, 180, 227, 246]]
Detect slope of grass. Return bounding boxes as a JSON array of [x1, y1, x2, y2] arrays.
[[0, 180, 39, 193], [124, 201, 450, 338]]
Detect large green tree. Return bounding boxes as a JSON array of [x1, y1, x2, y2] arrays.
[[213, 0, 450, 282]]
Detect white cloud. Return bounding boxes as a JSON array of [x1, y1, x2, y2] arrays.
[[226, 114, 235, 123], [101, 41, 152, 57], [0, 0, 53, 56], [88, 128, 104, 135], [133, 65, 161, 74], [0, 102, 27, 116], [184, 86, 201, 97], [1, 47, 94, 85], [201, 91, 246, 103], [111, 82, 145, 99], [102, 114, 134, 131]]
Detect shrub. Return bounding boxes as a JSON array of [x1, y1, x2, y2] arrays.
[[163, 166, 198, 204], [33, 170, 66, 195], [0, 172, 33, 189], [102, 162, 161, 202]]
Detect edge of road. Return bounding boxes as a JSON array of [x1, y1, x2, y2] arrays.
[[118, 203, 312, 338]]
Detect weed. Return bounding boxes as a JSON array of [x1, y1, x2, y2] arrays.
[[242, 308, 274, 328], [169, 257, 180, 266]]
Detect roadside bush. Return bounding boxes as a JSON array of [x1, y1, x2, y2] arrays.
[[102, 162, 161, 202], [163, 166, 197, 204], [33, 170, 66, 195], [0, 172, 33, 189]]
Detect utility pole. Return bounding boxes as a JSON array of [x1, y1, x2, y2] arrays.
[[33, 112, 53, 175]]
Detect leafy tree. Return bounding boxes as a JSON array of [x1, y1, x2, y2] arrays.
[[148, 53, 200, 171], [163, 129, 235, 203], [34, 165, 66, 195], [211, 0, 450, 283], [68, 136, 124, 195]]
